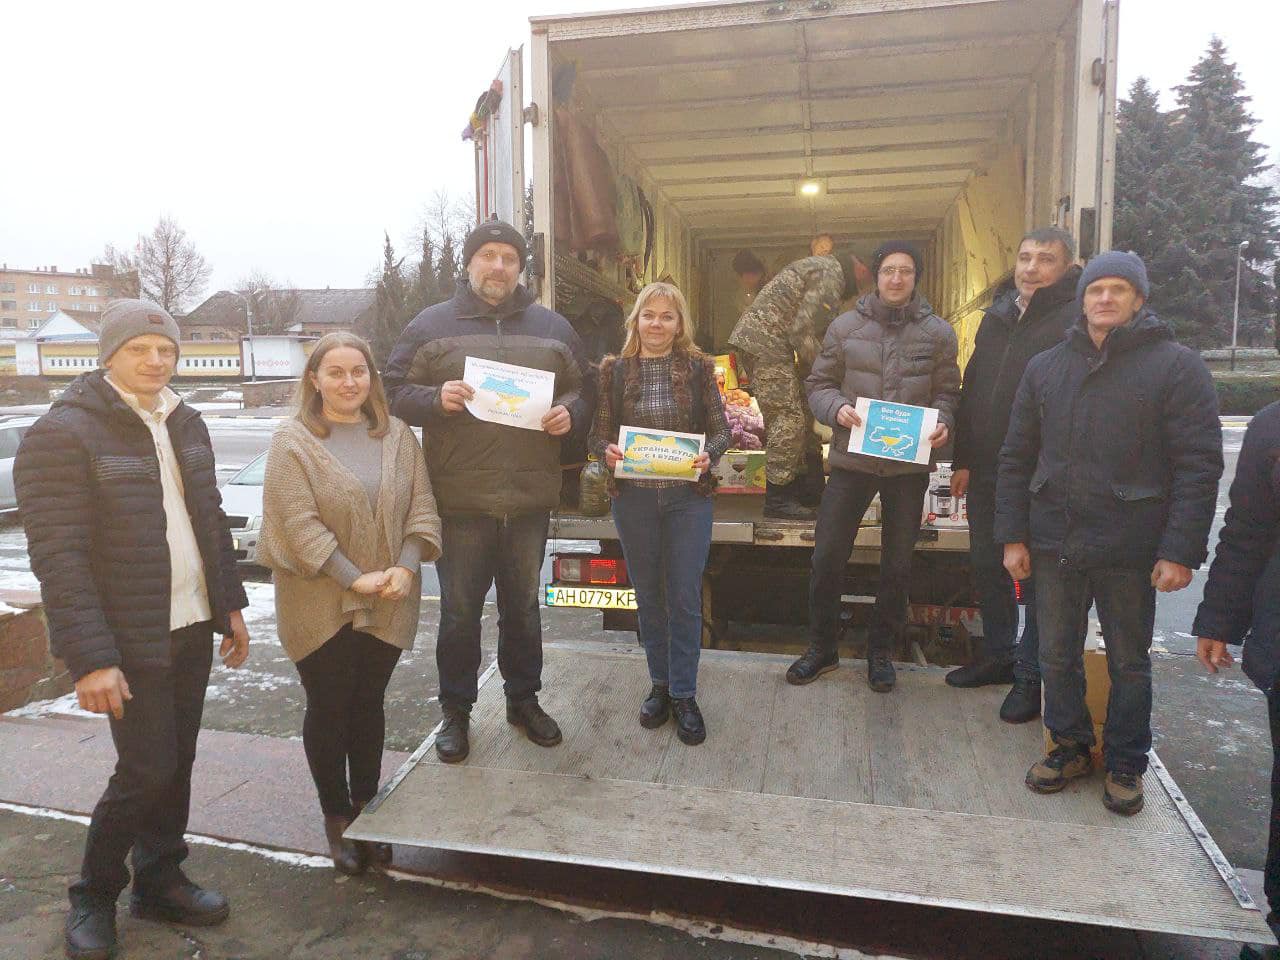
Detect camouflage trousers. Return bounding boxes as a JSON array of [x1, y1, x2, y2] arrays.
[[741, 354, 820, 485]]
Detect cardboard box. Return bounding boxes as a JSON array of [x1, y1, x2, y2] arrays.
[[922, 461, 968, 529], [1043, 625, 1110, 763], [713, 450, 766, 494]]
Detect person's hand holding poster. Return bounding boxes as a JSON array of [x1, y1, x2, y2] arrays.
[[614, 426, 705, 482], [463, 356, 554, 430], [847, 397, 939, 465]]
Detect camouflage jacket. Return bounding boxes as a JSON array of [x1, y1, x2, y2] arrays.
[[727, 255, 847, 367]]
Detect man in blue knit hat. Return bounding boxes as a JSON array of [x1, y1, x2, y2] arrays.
[[994, 251, 1223, 815]]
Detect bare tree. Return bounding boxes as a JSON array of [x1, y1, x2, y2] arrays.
[[102, 216, 212, 313], [236, 270, 302, 334]]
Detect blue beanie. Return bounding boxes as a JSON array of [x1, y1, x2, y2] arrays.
[[1077, 250, 1150, 300]]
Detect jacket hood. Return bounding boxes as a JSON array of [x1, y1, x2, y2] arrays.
[[454, 280, 535, 320], [854, 291, 936, 327], [1069, 305, 1175, 355], [55, 369, 195, 428]]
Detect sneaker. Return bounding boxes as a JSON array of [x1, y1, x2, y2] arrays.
[[435, 703, 470, 763], [867, 653, 896, 693], [671, 696, 706, 745], [1103, 771, 1144, 816], [945, 654, 1016, 688], [506, 696, 563, 747], [999, 678, 1042, 724], [786, 645, 839, 685], [1025, 744, 1092, 793], [639, 684, 670, 728]]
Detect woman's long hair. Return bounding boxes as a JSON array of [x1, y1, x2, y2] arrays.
[[619, 282, 701, 359], [294, 331, 391, 439]]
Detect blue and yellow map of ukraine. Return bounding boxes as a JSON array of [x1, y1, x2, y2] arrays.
[[867, 425, 916, 459], [622, 433, 698, 477], [479, 376, 531, 414]]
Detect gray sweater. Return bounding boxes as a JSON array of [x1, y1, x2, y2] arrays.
[[318, 419, 423, 588]]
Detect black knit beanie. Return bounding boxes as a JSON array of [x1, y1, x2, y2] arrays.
[[871, 240, 923, 279], [463, 219, 527, 268]]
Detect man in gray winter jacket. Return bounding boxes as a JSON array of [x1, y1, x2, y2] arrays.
[[790, 241, 961, 693]]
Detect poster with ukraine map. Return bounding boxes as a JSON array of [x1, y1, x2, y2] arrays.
[[847, 397, 938, 466], [463, 356, 555, 431]]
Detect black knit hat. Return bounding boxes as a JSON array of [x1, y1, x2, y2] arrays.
[[463, 219, 527, 267], [871, 240, 923, 279]]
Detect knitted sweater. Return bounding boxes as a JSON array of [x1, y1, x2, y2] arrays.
[[257, 416, 442, 661]]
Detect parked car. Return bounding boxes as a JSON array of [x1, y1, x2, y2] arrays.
[[0, 417, 38, 511], [220, 452, 265, 565]]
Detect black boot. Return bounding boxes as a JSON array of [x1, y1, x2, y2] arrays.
[[507, 696, 563, 747], [65, 903, 117, 960], [671, 696, 706, 745], [786, 645, 839, 685], [764, 478, 816, 521], [317, 816, 366, 876], [352, 800, 393, 866], [1000, 678, 1042, 723], [867, 652, 896, 693], [946, 653, 1016, 688], [639, 684, 671, 728], [798, 452, 826, 508], [129, 876, 231, 925], [435, 703, 470, 763]]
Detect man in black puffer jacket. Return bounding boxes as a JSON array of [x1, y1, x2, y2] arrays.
[[946, 227, 1081, 723], [15, 300, 250, 960], [995, 252, 1222, 817]]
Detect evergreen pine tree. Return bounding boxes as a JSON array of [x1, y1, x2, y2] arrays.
[[369, 232, 407, 367], [438, 232, 459, 298], [1165, 38, 1279, 346]]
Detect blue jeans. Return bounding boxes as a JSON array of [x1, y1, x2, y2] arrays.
[[1035, 555, 1154, 774], [809, 468, 930, 655], [436, 511, 549, 708], [967, 467, 1039, 681], [611, 484, 714, 699]]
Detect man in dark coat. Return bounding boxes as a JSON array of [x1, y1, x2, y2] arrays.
[[946, 227, 1081, 725], [996, 251, 1222, 816], [1193, 402, 1280, 957], [15, 300, 250, 960], [384, 219, 590, 765]]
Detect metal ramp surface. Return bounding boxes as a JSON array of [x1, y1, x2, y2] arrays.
[[350, 642, 1274, 945]]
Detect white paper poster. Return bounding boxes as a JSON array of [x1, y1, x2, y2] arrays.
[[463, 356, 555, 431], [614, 426, 705, 483], [846, 397, 939, 466]]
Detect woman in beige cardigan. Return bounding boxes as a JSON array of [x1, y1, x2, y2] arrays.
[[258, 332, 441, 875]]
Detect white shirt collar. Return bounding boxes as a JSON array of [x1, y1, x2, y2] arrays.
[[105, 375, 179, 423]]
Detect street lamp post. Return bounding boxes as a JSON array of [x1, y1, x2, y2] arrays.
[[1231, 240, 1248, 372]]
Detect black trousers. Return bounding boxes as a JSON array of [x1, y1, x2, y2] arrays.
[[808, 468, 930, 655], [295, 624, 402, 819], [1267, 686, 1280, 939], [71, 621, 213, 909]]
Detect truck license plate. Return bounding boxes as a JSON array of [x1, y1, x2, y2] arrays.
[[544, 585, 638, 610]]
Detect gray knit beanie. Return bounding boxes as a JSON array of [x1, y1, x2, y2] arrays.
[[97, 299, 181, 365], [1077, 250, 1150, 300]]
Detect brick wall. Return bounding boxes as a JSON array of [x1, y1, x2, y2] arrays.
[[0, 594, 70, 713]]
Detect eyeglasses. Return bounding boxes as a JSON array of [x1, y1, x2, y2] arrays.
[[878, 266, 916, 279]]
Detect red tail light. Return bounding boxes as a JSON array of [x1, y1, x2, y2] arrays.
[[555, 556, 628, 585]]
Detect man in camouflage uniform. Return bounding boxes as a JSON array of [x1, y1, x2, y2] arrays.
[[729, 253, 860, 520]]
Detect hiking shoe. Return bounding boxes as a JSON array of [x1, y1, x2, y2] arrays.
[[671, 696, 706, 745], [64, 903, 117, 960], [945, 654, 1016, 688], [639, 684, 671, 728], [507, 696, 563, 747], [1103, 771, 1144, 816], [867, 653, 896, 693], [1025, 744, 1092, 793], [786, 646, 838, 685], [435, 704, 470, 763], [999, 678, 1042, 724]]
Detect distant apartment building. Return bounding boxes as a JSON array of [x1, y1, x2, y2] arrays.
[[0, 263, 139, 336]]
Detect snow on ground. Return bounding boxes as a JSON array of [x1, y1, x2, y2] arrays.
[[4, 691, 100, 720]]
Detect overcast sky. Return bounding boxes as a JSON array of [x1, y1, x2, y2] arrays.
[[3, 0, 1275, 299]]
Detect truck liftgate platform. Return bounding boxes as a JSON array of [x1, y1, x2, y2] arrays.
[[349, 642, 1274, 947]]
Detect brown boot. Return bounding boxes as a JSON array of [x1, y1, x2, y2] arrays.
[[323, 816, 367, 875], [352, 801, 393, 866], [1103, 771, 1144, 816], [1025, 744, 1091, 794]]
